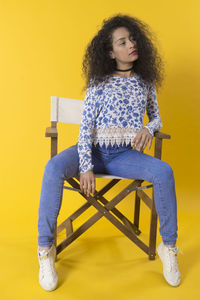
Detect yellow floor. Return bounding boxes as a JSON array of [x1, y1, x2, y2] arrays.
[[1, 187, 200, 300]]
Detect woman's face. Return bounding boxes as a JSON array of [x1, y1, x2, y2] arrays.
[[109, 27, 138, 68]]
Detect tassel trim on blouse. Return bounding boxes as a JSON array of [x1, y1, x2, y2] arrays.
[[92, 127, 142, 148]]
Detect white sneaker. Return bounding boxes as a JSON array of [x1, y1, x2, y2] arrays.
[[157, 242, 183, 287], [38, 243, 58, 291]]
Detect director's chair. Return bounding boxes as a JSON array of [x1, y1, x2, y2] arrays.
[[45, 96, 171, 261]]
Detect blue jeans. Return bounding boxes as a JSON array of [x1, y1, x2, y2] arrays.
[[38, 142, 178, 246]]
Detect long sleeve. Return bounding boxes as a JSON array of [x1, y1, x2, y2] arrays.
[[77, 83, 97, 173], [143, 82, 163, 137]]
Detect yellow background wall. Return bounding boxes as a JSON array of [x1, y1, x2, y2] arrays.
[[0, 0, 199, 299]]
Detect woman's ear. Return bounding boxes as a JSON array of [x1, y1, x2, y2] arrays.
[[109, 51, 115, 60]]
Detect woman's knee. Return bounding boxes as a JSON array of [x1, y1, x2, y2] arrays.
[[154, 161, 174, 183], [44, 147, 79, 179], [44, 156, 64, 178]]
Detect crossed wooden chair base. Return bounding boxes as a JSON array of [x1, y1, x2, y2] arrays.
[[54, 174, 157, 261]]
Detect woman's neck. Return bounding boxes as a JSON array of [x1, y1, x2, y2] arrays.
[[112, 71, 137, 78]]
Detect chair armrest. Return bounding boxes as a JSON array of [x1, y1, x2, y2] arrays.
[[44, 128, 170, 140], [154, 131, 171, 139], [45, 126, 58, 138]]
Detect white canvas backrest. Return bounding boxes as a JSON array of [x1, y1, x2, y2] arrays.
[[51, 96, 84, 124]]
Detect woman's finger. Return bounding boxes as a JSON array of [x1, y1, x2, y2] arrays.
[[87, 179, 93, 197], [92, 177, 96, 196], [142, 136, 149, 151], [134, 133, 142, 148], [87, 183, 90, 197], [148, 138, 152, 150], [83, 179, 88, 195], [136, 133, 146, 151], [80, 177, 83, 192]]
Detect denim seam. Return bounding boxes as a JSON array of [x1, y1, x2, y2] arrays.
[[154, 177, 168, 217], [105, 160, 168, 217], [55, 175, 65, 212]]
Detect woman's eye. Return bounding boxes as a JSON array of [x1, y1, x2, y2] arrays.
[[120, 37, 135, 45]]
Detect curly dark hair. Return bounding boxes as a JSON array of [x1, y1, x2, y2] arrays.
[[81, 13, 166, 93]]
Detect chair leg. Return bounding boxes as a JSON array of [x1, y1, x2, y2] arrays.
[[148, 190, 158, 260], [53, 221, 58, 262], [134, 191, 141, 235]]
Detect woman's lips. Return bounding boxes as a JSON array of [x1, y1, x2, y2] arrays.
[[130, 51, 137, 55]]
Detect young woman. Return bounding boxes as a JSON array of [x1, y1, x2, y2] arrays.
[[37, 14, 182, 291]]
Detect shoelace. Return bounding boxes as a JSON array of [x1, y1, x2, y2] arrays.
[[39, 251, 55, 277], [166, 246, 183, 272], [169, 246, 183, 255]]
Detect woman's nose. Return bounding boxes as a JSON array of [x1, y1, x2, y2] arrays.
[[129, 40, 136, 48]]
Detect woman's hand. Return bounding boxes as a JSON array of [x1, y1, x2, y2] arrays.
[[132, 128, 153, 152], [80, 170, 96, 197]]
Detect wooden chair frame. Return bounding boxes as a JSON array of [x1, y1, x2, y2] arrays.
[[45, 96, 171, 261]]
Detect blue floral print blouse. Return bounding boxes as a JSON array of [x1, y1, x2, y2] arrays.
[[77, 74, 163, 173]]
